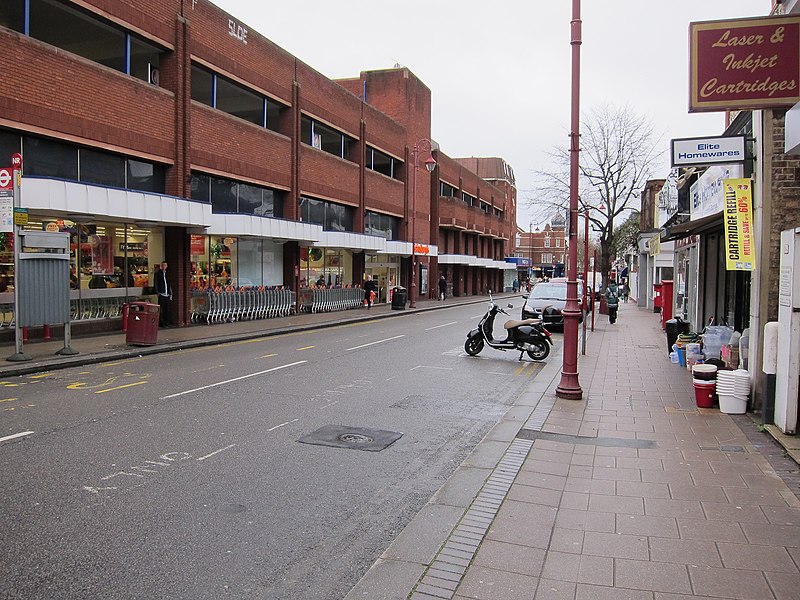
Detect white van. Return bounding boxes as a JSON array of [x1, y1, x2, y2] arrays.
[[583, 272, 603, 299]]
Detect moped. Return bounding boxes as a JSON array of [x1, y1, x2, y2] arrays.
[[464, 293, 552, 361]]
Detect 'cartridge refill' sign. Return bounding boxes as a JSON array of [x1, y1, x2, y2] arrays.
[[723, 179, 755, 271], [690, 15, 800, 112]]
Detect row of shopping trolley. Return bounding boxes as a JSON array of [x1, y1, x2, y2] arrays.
[[298, 287, 365, 313], [0, 297, 133, 328], [191, 288, 297, 324]]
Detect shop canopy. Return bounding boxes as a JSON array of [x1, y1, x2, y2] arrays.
[[660, 211, 723, 243]]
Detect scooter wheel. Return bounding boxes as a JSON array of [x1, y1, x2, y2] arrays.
[[464, 335, 484, 356], [527, 340, 550, 361]]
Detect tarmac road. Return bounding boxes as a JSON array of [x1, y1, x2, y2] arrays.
[[0, 298, 554, 599]]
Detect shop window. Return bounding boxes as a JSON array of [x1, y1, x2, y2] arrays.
[[80, 148, 125, 188], [216, 76, 263, 126], [211, 177, 237, 213], [23, 136, 78, 180], [127, 159, 165, 193], [30, 0, 125, 72], [191, 65, 214, 106]]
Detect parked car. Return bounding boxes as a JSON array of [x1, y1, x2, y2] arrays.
[[522, 281, 585, 328]]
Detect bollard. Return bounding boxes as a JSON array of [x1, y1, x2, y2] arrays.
[[122, 303, 129, 332], [42, 324, 52, 341]]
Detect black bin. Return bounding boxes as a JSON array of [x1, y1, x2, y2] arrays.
[[665, 317, 690, 356], [391, 286, 407, 310]]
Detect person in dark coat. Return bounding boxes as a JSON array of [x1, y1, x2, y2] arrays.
[[605, 282, 619, 324], [155, 261, 172, 327], [438, 275, 447, 301], [364, 275, 376, 309]]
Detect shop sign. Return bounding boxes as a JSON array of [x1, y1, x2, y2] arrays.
[[0, 167, 12, 233], [647, 234, 661, 256], [690, 15, 800, 112], [190, 235, 206, 255], [414, 243, 430, 255], [690, 164, 743, 220], [45, 222, 60, 232], [723, 178, 755, 271], [671, 135, 746, 166]]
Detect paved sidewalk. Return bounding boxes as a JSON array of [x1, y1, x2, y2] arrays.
[[347, 302, 800, 600]]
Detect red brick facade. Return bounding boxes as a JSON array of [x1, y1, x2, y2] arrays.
[[0, 0, 518, 321]]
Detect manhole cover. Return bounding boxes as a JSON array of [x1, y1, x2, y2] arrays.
[[338, 433, 373, 444], [299, 425, 402, 452]]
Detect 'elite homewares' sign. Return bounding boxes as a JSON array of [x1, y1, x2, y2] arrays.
[[671, 135, 746, 167], [723, 178, 755, 271], [690, 15, 800, 112]]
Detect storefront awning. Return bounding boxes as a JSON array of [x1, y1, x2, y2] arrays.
[[207, 213, 323, 242], [438, 254, 477, 266], [660, 211, 723, 242], [23, 177, 214, 227]]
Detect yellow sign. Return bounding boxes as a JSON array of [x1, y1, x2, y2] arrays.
[[13, 208, 28, 226], [723, 178, 755, 271], [647, 234, 660, 256]]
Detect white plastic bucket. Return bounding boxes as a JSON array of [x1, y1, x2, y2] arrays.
[[719, 395, 747, 414]]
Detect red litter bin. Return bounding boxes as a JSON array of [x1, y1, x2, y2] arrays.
[[126, 302, 159, 346]]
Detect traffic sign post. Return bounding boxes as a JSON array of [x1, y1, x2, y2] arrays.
[[7, 154, 30, 362]]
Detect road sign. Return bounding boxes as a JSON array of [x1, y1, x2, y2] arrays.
[[13, 207, 28, 226], [0, 168, 11, 189]]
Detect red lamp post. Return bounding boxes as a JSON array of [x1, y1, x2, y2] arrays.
[[556, 0, 583, 400], [409, 139, 436, 308]]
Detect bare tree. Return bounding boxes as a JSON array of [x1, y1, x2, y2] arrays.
[[526, 103, 661, 289]]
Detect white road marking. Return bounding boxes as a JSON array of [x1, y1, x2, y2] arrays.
[[160, 361, 307, 399], [345, 335, 405, 351], [424, 321, 458, 331], [410, 365, 453, 371], [320, 400, 339, 410], [196, 444, 237, 462], [0, 430, 34, 443], [267, 418, 299, 432]]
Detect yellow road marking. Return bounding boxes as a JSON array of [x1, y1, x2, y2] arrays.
[[94, 381, 148, 394], [0, 382, 20, 387], [296, 346, 315, 351], [27, 373, 51, 379], [0, 397, 19, 403], [259, 353, 277, 359], [514, 362, 529, 376]]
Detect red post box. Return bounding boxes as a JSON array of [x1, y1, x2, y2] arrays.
[[653, 282, 663, 313], [126, 302, 159, 346], [660, 280, 674, 330]]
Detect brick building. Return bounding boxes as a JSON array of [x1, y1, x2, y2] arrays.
[[0, 0, 517, 329]]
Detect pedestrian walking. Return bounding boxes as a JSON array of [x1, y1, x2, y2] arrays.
[[620, 281, 629, 303], [155, 261, 172, 327], [364, 275, 376, 309], [438, 275, 447, 301], [605, 281, 619, 324], [512, 278, 519, 293]]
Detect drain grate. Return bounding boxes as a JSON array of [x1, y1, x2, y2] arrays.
[[299, 425, 402, 452]]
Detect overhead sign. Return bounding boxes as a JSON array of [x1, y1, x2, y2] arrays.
[[690, 164, 744, 221], [723, 178, 755, 271], [413, 243, 430, 255], [690, 15, 800, 112], [671, 135, 746, 166]]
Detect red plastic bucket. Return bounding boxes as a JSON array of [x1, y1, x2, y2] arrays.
[[693, 382, 716, 408]]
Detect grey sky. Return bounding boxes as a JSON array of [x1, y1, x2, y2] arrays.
[[210, 0, 767, 228]]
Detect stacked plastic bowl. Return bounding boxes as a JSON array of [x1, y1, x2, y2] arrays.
[[691, 364, 718, 408], [716, 369, 750, 414]]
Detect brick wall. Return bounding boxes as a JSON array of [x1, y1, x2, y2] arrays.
[[767, 109, 800, 320]]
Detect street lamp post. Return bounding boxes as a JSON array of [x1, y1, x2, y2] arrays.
[[556, 0, 583, 400], [409, 139, 436, 308]]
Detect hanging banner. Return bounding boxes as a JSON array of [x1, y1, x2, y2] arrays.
[[647, 234, 661, 256], [723, 178, 755, 271]]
